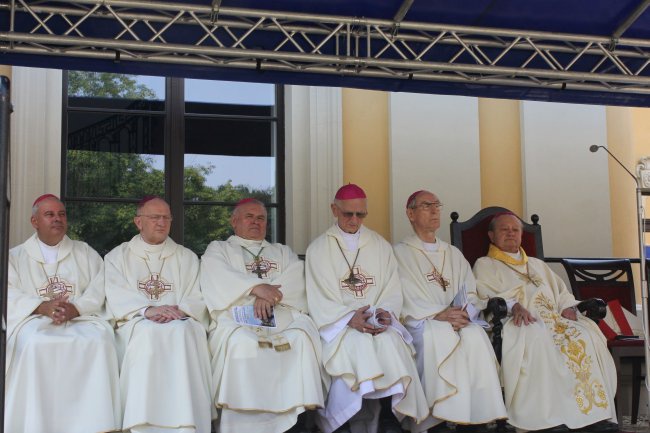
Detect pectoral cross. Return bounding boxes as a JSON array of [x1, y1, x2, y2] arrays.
[[426, 268, 450, 291], [344, 274, 362, 286], [252, 258, 264, 279]]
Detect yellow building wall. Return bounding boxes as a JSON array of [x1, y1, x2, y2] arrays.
[[0, 66, 10, 78], [341, 88, 391, 240], [338, 91, 647, 302], [607, 107, 640, 260], [478, 98, 523, 216]]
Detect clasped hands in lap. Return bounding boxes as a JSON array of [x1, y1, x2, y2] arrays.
[[348, 305, 391, 335], [35, 296, 79, 325]]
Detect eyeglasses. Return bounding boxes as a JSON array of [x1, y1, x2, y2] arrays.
[[412, 201, 443, 211], [337, 208, 368, 219], [138, 214, 173, 222]]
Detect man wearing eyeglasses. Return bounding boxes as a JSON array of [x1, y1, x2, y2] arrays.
[[105, 195, 213, 433], [394, 190, 507, 433], [6, 194, 121, 433], [305, 184, 428, 433], [200, 198, 327, 433]]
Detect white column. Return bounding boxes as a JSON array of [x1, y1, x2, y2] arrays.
[[9, 67, 63, 247], [285, 85, 342, 254]]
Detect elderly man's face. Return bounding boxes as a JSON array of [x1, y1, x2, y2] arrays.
[[231, 202, 267, 241], [331, 198, 367, 234], [488, 214, 522, 254], [31, 198, 68, 246], [407, 191, 442, 235], [134, 198, 172, 245]]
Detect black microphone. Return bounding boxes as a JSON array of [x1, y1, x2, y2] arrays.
[[589, 145, 638, 186]]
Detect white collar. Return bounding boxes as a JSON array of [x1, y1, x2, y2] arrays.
[[37, 238, 61, 264], [233, 235, 264, 249], [422, 239, 439, 252], [336, 224, 361, 251], [137, 235, 166, 259], [505, 250, 522, 260]]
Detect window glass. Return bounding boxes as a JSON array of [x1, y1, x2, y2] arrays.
[[68, 72, 165, 110], [67, 151, 164, 199], [68, 112, 164, 154], [183, 205, 277, 255], [184, 155, 276, 200], [64, 72, 283, 255], [185, 118, 273, 156], [185, 79, 274, 106], [66, 201, 139, 256], [66, 111, 165, 199]]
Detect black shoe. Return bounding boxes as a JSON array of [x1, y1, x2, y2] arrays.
[[333, 423, 351, 433], [535, 426, 569, 433], [571, 421, 618, 433], [456, 424, 486, 432], [428, 423, 452, 433], [494, 420, 515, 433], [379, 418, 404, 433]]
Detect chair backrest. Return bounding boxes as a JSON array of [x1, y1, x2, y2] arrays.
[[560, 258, 636, 314], [449, 206, 544, 267]]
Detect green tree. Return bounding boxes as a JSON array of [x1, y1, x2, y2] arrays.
[[68, 71, 156, 99]]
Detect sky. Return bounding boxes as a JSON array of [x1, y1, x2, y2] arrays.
[[137, 75, 276, 191]]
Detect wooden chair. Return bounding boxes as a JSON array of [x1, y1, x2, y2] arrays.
[[450, 206, 543, 268], [561, 258, 644, 425]]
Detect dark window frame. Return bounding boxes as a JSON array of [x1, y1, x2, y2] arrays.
[[61, 72, 285, 253]]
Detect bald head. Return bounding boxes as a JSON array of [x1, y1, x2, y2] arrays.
[[134, 197, 172, 245], [405, 190, 442, 242]]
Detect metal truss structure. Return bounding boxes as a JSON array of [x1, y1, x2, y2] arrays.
[[1, 0, 650, 96]]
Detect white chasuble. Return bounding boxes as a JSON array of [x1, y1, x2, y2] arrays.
[[305, 225, 429, 433], [6, 234, 121, 433], [473, 255, 617, 431], [394, 236, 506, 430], [200, 235, 327, 433], [105, 235, 212, 433]]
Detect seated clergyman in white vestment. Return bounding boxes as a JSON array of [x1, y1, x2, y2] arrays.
[[394, 190, 507, 433], [105, 196, 213, 433], [473, 213, 618, 433], [6, 194, 121, 433], [200, 198, 327, 433], [305, 184, 429, 433]]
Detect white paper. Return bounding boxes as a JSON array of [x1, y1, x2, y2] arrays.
[[365, 306, 387, 329], [232, 305, 277, 328], [451, 284, 490, 329]]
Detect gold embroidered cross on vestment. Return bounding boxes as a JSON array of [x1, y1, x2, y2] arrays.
[[139, 256, 173, 300]]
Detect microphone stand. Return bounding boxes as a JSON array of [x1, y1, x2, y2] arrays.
[[591, 144, 650, 418]]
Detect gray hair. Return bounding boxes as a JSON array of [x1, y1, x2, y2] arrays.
[[231, 199, 266, 217], [488, 213, 524, 231], [32, 197, 64, 216]]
